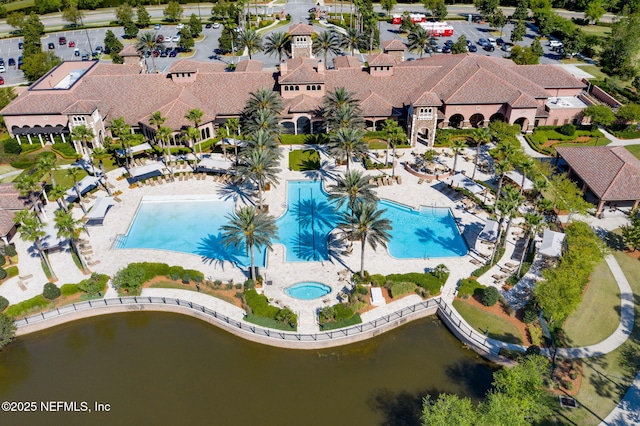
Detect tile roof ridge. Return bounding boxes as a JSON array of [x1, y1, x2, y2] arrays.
[[440, 59, 483, 102], [491, 62, 548, 97], [601, 164, 629, 199]]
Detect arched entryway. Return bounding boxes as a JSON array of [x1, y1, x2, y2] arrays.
[[469, 113, 485, 128], [489, 113, 505, 123], [513, 117, 529, 132], [418, 127, 429, 143], [448, 114, 464, 129], [296, 116, 311, 134], [282, 121, 295, 134]]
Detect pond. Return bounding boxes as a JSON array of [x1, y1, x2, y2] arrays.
[[0, 313, 495, 425]]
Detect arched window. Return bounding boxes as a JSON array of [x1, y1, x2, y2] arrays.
[[306, 85, 311, 90], [418, 108, 433, 119], [295, 85, 299, 91]]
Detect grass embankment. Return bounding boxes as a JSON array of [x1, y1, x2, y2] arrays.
[[288, 149, 320, 171], [562, 260, 621, 347], [625, 144, 640, 160], [557, 250, 640, 425], [452, 299, 523, 344]]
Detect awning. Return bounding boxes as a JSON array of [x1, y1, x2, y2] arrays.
[[219, 138, 248, 148], [197, 158, 233, 171], [478, 219, 499, 242], [129, 162, 166, 179], [539, 229, 565, 257], [505, 170, 534, 191], [40, 220, 67, 250], [12, 125, 67, 136], [85, 196, 116, 223], [116, 142, 153, 157], [65, 175, 101, 200], [449, 173, 485, 195]]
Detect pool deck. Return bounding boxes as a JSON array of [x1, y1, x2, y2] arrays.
[[3, 144, 501, 334]]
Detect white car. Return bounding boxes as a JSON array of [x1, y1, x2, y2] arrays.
[[0, 65, 5, 73], [172, 35, 181, 42], [176, 23, 184, 30], [548, 40, 563, 48], [213, 23, 220, 29], [487, 38, 497, 46]]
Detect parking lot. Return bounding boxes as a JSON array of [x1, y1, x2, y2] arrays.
[[0, 18, 564, 86]]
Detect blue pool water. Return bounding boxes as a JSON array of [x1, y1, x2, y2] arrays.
[[285, 282, 332, 300], [118, 180, 467, 267]]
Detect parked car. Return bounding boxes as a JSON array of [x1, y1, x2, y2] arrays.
[[435, 45, 443, 53], [48, 42, 55, 49], [169, 49, 178, 57], [477, 38, 488, 46], [496, 38, 505, 46], [487, 38, 497, 46], [468, 45, 477, 52], [8, 58, 15, 66], [0, 65, 5, 73], [81, 53, 89, 61], [501, 43, 513, 52], [156, 34, 164, 42], [68, 41, 75, 47], [160, 49, 168, 57], [18, 42, 23, 49], [483, 44, 495, 51], [429, 39, 438, 46], [95, 46, 103, 53], [172, 35, 181, 42], [548, 40, 563, 48], [154, 23, 161, 30], [442, 46, 452, 54], [444, 40, 454, 47], [213, 23, 220, 29], [59, 36, 66, 45], [0, 58, 5, 66], [74, 48, 80, 56], [205, 23, 212, 29], [176, 23, 184, 30], [17, 56, 23, 68], [0, 76, 4, 85]]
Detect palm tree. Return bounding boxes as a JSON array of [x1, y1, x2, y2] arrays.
[[340, 27, 366, 55], [407, 26, 430, 58], [493, 158, 512, 211], [136, 31, 164, 71], [471, 128, 491, 179], [149, 111, 166, 130], [238, 29, 263, 60], [450, 138, 467, 173], [67, 167, 87, 214], [37, 154, 57, 189], [49, 185, 69, 212], [246, 129, 279, 155], [328, 170, 379, 214], [243, 108, 281, 135], [156, 126, 173, 168], [263, 31, 291, 62], [489, 185, 525, 264], [110, 117, 133, 168], [516, 212, 544, 277], [322, 87, 360, 131], [328, 127, 368, 172], [221, 206, 278, 281], [54, 209, 88, 273], [15, 174, 44, 218], [516, 156, 534, 195], [238, 148, 281, 210], [381, 119, 405, 177], [244, 88, 284, 117], [185, 108, 204, 157], [15, 209, 57, 281], [329, 103, 365, 130], [71, 124, 95, 160], [183, 126, 200, 164], [340, 201, 392, 278], [313, 30, 342, 66]]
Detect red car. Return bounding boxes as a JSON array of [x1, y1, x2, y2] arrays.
[[0, 76, 5, 85], [68, 41, 75, 47]]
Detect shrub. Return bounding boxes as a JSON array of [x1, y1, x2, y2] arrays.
[[528, 323, 543, 346], [10, 156, 38, 169], [168, 265, 185, 278], [244, 289, 280, 318], [112, 264, 146, 293], [244, 279, 255, 290], [182, 273, 191, 284], [0, 268, 6, 280], [5, 295, 51, 317], [558, 123, 576, 136], [569, 371, 578, 380], [21, 143, 41, 154], [0, 295, 8, 311], [192, 274, 203, 283], [564, 380, 574, 390], [43, 283, 61, 300], [51, 142, 78, 158], [355, 284, 368, 295], [213, 279, 222, 287], [235, 283, 242, 290], [184, 268, 204, 281], [78, 273, 109, 295], [389, 281, 415, 298], [225, 283, 233, 290], [275, 307, 297, 328], [481, 286, 500, 306], [4, 244, 16, 257], [3, 138, 22, 154], [245, 313, 296, 331], [320, 313, 362, 330], [525, 345, 542, 357], [5, 266, 18, 278], [369, 274, 386, 287], [522, 300, 538, 324], [60, 284, 81, 296], [170, 273, 181, 281], [0, 255, 5, 267], [457, 278, 485, 299], [385, 272, 445, 295]]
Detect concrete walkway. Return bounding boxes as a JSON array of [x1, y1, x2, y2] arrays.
[[599, 127, 640, 147], [516, 134, 550, 159]]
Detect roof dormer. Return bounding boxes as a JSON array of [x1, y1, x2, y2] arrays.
[[366, 53, 397, 76]]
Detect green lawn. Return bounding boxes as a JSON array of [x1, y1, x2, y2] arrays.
[[452, 299, 523, 344], [5, 0, 34, 12], [288, 149, 320, 171], [580, 25, 612, 38], [625, 144, 640, 160], [558, 250, 640, 425], [51, 168, 88, 191], [579, 65, 609, 81], [562, 260, 621, 347]]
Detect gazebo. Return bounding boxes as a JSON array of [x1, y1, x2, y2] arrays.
[[556, 146, 640, 217]]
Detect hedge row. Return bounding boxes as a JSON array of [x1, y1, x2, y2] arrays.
[[5, 295, 51, 317], [320, 313, 362, 331], [385, 271, 447, 295], [389, 281, 416, 298], [51, 143, 78, 158]]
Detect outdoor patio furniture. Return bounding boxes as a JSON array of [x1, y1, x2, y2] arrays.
[[470, 258, 482, 265], [88, 260, 101, 266], [114, 197, 122, 203], [19, 274, 33, 281], [505, 262, 518, 269], [396, 176, 402, 184], [492, 274, 506, 281], [17, 281, 27, 291]]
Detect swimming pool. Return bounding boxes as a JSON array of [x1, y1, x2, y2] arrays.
[[285, 282, 332, 300], [117, 180, 467, 267]]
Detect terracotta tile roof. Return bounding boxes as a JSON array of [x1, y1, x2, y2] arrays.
[[235, 59, 264, 72], [283, 94, 322, 114], [413, 91, 442, 106], [61, 99, 100, 114], [88, 63, 141, 76], [0, 209, 16, 237], [279, 62, 326, 84], [0, 184, 30, 210], [359, 91, 394, 117], [382, 39, 406, 51], [119, 45, 140, 57], [332, 55, 362, 69], [367, 53, 397, 66], [556, 146, 640, 201], [509, 64, 585, 89], [169, 60, 226, 73], [288, 24, 314, 36]]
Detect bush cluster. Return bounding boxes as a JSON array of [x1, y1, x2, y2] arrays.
[[51, 142, 78, 158], [0, 295, 8, 311], [4, 244, 16, 257], [318, 303, 361, 330], [481, 286, 500, 306], [60, 284, 82, 296], [522, 300, 538, 324], [558, 123, 576, 136], [244, 290, 296, 329], [0, 269, 6, 280], [3, 138, 22, 154], [389, 281, 415, 298], [457, 278, 485, 299], [42, 283, 61, 300]]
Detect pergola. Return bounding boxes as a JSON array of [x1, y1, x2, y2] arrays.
[[555, 146, 640, 217]]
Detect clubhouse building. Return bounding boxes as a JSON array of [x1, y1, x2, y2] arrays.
[[1, 24, 589, 155]]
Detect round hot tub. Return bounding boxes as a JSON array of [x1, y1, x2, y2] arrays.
[[285, 282, 332, 300]]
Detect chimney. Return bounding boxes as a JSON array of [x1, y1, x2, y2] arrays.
[[316, 60, 325, 74], [280, 61, 288, 76]]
